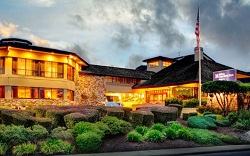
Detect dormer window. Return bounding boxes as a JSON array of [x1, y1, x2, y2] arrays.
[[149, 62, 159, 68]]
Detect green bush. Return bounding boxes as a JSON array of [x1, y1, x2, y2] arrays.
[[39, 139, 74, 155], [126, 131, 143, 143], [51, 127, 73, 140], [0, 143, 8, 155], [183, 98, 199, 108], [203, 111, 212, 116], [75, 132, 102, 152], [176, 128, 193, 141], [196, 106, 223, 114], [145, 130, 164, 142], [187, 116, 217, 129], [219, 134, 249, 144], [33, 117, 53, 131], [101, 116, 132, 135], [182, 113, 189, 121], [168, 104, 182, 118], [34, 106, 51, 117], [27, 125, 49, 141], [151, 123, 166, 132], [163, 128, 177, 139], [12, 143, 37, 156], [165, 98, 183, 106], [64, 112, 87, 129], [189, 112, 198, 117], [238, 110, 250, 120], [79, 109, 99, 123], [135, 126, 148, 136], [73, 122, 101, 139], [215, 120, 231, 127], [151, 107, 178, 124], [204, 114, 217, 120], [107, 108, 124, 119], [94, 122, 111, 137], [0, 125, 29, 146], [233, 119, 250, 130], [189, 128, 222, 145], [228, 112, 238, 123]]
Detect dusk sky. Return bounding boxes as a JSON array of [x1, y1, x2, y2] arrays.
[[0, 0, 250, 71]]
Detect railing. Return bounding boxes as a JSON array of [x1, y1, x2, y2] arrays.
[[12, 68, 64, 78]]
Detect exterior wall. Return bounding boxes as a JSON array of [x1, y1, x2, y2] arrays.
[[147, 60, 164, 73], [0, 99, 75, 109], [75, 74, 106, 105], [106, 82, 134, 93]]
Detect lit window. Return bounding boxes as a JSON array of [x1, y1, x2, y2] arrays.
[[163, 61, 171, 67], [0, 86, 4, 98], [0, 57, 5, 74], [149, 62, 159, 68]]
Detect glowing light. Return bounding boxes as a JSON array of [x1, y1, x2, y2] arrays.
[[69, 55, 73, 58]]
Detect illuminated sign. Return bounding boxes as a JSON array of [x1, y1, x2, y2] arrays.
[[213, 69, 237, 81]]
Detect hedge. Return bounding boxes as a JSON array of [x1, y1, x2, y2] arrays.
[[151, 107, 178, 124], [46, 109, 69, 128], [168, 104, 182, 118], [187, 116, 217, 129], [64, 113, 87, 129], [132, 110, 154, 127], [122, 107, 132, 122], [106, 108, 124, 119]]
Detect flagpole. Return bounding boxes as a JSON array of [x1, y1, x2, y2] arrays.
[[198, 6, 202, 107]]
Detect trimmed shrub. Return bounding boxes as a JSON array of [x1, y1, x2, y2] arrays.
[[12, 142, 37, 156], [145, 130, 164, 142], [187, 116, 217, 129], [33, 117, 53, 131], [64, 113, 87, 129], [126, 131, 143, 143], [165, 98, 183, 106], [176, 128, 193, 141], [96, 107, 107, 120], [75, 132, 102, 152], [151, 107, 178, 124], [122, 107, 132, 122], [228, 112, 238, 123], [107, 108, 124, 119], [80, 109, 99, 123], [101, 116, 132, 135], [132, 111, 154, 127], [46, 109, 69, 128], [151, 123, 166, 132], [51, 127, 73, 140], [215, 120, 231, 127], [189, 128, 223, 145], [73, 122, 101, 139], [203, 111, 212, 116], [204, 114, 217, 120], [27, 124, 49, 141], [135, 126, 148, 136], [0, 143, 8, 155], [197, 106, 223, 114], [168, 104, 182, 117], [189, 112, 198, 117], [34, 106, 52, 117]]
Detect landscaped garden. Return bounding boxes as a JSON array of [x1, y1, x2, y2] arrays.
[[0, 81, 250, 155]]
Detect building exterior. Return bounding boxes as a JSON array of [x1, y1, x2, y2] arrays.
[[1, 38, 250, 109], [0, 38, 88, 106]]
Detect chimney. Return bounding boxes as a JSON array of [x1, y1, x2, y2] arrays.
[[194, 47, 203, 61]]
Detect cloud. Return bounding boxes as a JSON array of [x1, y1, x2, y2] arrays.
[[126, 54, 145, 69], [29, 34, 50, 47], [68, 14, 87, 30], [112, 24, 133, 49], [0, 22, 19, 38], [66, 44, 91, 63], [28, 0, 55, 7]]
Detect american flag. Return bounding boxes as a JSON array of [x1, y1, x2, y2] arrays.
[[195, 6, 200, 47]]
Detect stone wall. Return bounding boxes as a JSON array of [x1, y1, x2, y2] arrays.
[[75, 74, 106, 105]]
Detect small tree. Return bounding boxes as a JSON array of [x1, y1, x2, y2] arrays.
[[238, 83, 250, 110], [202, 81, 240, 116]]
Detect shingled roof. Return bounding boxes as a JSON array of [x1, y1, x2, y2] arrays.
[[81, 64, 155, 80], [134, 54, 250, 88]]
